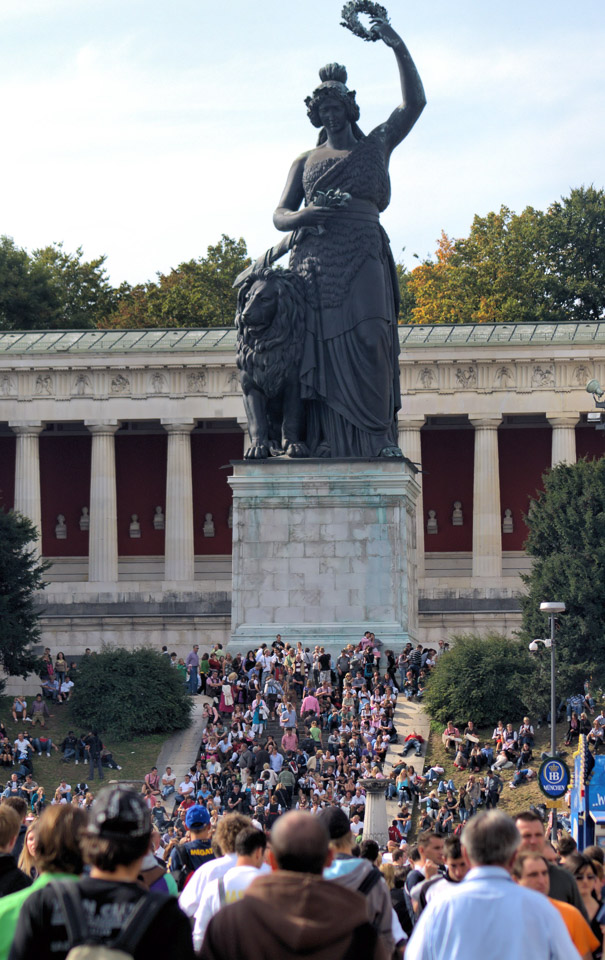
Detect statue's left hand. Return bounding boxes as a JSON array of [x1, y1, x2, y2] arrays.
[[369, 16, 401, 48]]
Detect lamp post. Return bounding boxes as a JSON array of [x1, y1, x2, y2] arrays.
[[529, 601, 566, 763]]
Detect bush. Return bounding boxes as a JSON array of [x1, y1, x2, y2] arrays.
[[69, 647, 192, 741], [423, 632, 547, 727]]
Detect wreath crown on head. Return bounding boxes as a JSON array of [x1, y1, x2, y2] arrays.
[[340, 1, 390, 42]]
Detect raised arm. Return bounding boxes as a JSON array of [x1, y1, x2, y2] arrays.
[[370, 17, 427, 154]]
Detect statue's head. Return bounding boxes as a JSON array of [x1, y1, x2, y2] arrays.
[[305, 63, 361, 130]]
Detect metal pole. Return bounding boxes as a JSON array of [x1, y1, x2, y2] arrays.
[[550, 613, 557, 845]]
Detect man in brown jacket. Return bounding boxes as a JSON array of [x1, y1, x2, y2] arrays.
[[199, 812, 386, 960]]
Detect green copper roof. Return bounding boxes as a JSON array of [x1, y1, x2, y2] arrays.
[[0, 322, 604, 355]]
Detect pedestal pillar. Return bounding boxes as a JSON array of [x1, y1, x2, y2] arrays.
[[398, 417, 425, 579], [162, 420, 195, 582], [360, 778, 389, 847], [85, 421, 119, 584], [470, 416, 502, 580], [547, 414, 579, 466], [237, 417, 248, 459], [10, 422, 43, 551]]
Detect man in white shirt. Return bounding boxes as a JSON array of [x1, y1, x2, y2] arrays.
[[193, 826, 268, 950], [179, 812, 251, 918], [161, 766, 176, 798], [406, 810, 580, 960]]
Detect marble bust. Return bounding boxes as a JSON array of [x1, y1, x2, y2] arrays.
[[427, 510, 438, 535], [55, 515, 67, 539], [503, 508, 514, 534], [452, 501, 463, 526], [153, 506, 165, 530], [129, 514, 141, 538], [203, 513, 215, 537], [79, 507, 89, 531]]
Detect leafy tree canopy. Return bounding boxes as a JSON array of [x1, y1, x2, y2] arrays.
[[105, 235, 250, 329], [69, 646, 192, 741], [406, 186, 605, 325], [423, 633, 547, 727], [0, 236, 115, 330], [520, 457, 605, 689], [0, 509, 49, 689]]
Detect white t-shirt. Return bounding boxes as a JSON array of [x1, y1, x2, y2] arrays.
[[179, 780, 195, 797], [350, 820, 364, 836], [178, 853, 238, 917], [193, 864, 269, 949]]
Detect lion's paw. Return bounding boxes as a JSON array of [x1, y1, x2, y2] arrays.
[[285, 442, 309, 459], [245, 444, 270, 459]]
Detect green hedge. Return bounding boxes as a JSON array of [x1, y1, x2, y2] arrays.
[[69, 647, 192, 741]]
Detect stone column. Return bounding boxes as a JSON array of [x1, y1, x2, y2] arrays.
[[470, 416, 502, 580], [237, 417, 248, 459], [162, 420, 196, 582], [85, 421, 119, 584], [10, 422, 43, 551], [360, 778, 389, 847], [548, 414, 579, 466], [398, 416, 425, 579]]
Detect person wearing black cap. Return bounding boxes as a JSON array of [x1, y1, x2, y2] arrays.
[[320, 806, 398, 956], [169, 804, 215, 892], [9, 785, 195, 960]]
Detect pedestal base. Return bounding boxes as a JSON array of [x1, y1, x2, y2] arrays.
[[228, 459, 420, 649]]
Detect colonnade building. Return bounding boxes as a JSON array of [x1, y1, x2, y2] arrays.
[[1, 322, 603, 669]]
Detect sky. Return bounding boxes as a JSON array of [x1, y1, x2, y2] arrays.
[[1, 0, 604, 285]]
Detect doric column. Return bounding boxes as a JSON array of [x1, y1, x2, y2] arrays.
[[85, 421, 119, 583], [162, 420, 195, 582], [470, 416, 502, 580], [547, 414, 579, 466], [10, 422, 43, 551], [398, 416, 425, 578]]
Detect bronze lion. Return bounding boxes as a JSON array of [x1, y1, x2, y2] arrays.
[[235, 267, 309, 459]]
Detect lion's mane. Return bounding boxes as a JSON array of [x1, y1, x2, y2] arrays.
[[235, 268, 306, 399]]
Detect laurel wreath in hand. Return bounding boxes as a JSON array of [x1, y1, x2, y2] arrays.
[[340, 1, 390, 42]]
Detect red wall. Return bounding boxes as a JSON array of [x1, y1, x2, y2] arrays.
[[116, 434, 167, 556], [0, 436, 15, 510], [498, 428, 551, 550], [421, 429, 474, 551], [192, 433, 241, 554], [39, 435, 91, 556], [576, 425, 605, 461]]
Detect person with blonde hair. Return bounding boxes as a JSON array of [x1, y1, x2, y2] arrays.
[[178, 813, 251, 919]]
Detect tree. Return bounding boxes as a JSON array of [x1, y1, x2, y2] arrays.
[[32, 243, 117, 328], [407, 186, 605, 325], [423, 633, 546, 727], [106, 235, 251, 328], [0, 509, 49, 689], [0, 236, 116, 330], [0, 236, 58, 330], [519, 457, 605, 689], [69, 647, 192, 741]]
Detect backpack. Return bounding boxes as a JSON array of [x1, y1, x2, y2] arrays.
[[49, 881, 167, 960], [170, 845, 196, 891]]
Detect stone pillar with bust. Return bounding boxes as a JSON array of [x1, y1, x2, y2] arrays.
[[398, 416, 425, 580], [360, 778, 389, 847], [10, 421, 44, 552], [470, 416, 502, 581], [547, 414, 579, 466], [86, 421, 119, 584], [162, 420, 195, 583]]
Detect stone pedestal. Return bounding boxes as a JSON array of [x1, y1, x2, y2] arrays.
[[360, 778, 389, 847], [228, 459, 420, 648]]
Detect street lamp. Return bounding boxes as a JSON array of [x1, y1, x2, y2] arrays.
[[528, 602, 566, 764]]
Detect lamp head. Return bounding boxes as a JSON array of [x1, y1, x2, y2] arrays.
[[540, 601, 566, 614], [528, 641, 539, 652], [586, 379, 604, 398]]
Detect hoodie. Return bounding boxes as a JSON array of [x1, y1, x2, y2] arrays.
[[324, 854, 395, 953], [199, 871, 387, 960]]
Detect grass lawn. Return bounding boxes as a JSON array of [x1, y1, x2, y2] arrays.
[[424, 715, 581, 819], [1, 695, 167, 800]]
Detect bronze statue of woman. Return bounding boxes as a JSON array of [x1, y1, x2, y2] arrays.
[[273, 15, 426, 458]]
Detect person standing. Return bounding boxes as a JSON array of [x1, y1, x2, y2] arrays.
[[405, 811, 580, 960], [199, 812, 386, 960], [186, 646, 200, 696], [83, 730, 104, 781]]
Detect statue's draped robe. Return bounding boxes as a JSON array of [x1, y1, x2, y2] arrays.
[[290, 129, 401, 458]]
